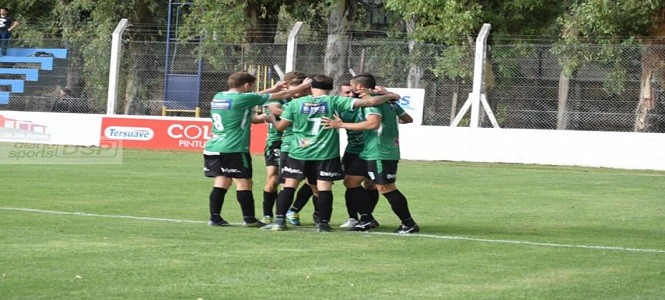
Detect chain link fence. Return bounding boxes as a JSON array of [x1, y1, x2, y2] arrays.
[[1, 36, 664, 133]]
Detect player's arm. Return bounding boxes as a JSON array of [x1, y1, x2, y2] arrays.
[[252, 114, 267, 124], [322, 113, 381, 131], [352, 92, 400, 108], [259, 81, 287, 94], [266, 114, 292, 131], [265, 102, 284, 117], [399, 112, 413, 124], [269, 78, 312, 100]]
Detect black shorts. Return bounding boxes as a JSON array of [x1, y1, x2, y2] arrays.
[[281, 156, 344, 184], [366, 159, 398, 184], [203, 152, 253, 178], [264, 141, 282, 167], [342, 152, 368, 177]]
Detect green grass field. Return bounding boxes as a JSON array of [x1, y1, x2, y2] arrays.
[[1, 147, 664, 299]]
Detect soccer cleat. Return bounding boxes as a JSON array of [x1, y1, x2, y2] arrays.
[[261, 223, 287, 231], [339, 218, 359, 229], [316, 222, 333, 232], [259, 215, 273, 224], [312, 212, 320, 225], [242, 219, 268, 228], [208, 219, 230, 227], [286, 210, 301, 226], [394, 224, 420, 234], [353, 220, 379, 231]]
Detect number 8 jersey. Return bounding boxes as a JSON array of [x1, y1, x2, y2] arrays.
[[204, 91, 271, 153]]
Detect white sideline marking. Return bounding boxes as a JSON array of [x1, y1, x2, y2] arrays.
[[0, 207, 206, 224], [2, 207, 664, 254]]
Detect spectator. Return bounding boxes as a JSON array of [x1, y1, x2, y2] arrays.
[[52, 88, 73, 113], [0, 8, 19, 56]]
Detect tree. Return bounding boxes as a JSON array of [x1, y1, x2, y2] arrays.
[[554, 1, 665, 132], [325, 0, 357, 85]]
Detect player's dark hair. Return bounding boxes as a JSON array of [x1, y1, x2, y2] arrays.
[[284, 71, 306, 83], [350, 73, 376, 89], [289, 77, 305, 86], [228, 72, 256, 88], [311, 74, 334, 90]]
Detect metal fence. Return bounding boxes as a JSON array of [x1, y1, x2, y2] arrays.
[[2, 36, 664, 133]]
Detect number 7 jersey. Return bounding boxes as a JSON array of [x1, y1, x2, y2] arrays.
[[281, 95, 355, 160]]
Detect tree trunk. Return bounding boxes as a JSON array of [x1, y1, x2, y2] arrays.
[[557, 71, 571, 130], [124, 0, 163, 115], [406, 17, 422, 88], [325, 0, 355, 85], [635, 8, 665, 132]]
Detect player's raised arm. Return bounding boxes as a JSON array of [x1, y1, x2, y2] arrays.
[[322, 113, 381, 131], [269, 78, 312, 100], [351, 92, 400, 108]]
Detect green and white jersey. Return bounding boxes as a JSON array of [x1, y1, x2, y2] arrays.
[[263, 100, 286, 144], [204, 91, 271, 153], [339, 109, 365, 155], [281, 95, 355, 160], [359, 102, 406, 161], [280, 101, 295, 153]]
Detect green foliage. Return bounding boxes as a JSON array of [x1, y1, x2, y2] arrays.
[[384, 0, 482, 44], [178, 0, 255, 69], [431, 45, 474, 79], [490, 44, 538, 79], [553, 0, 665, 95]]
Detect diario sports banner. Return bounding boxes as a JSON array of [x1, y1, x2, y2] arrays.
[[387, 88, 425, 126], [0, 111, 102, 145], [100, 116, 267, 153]]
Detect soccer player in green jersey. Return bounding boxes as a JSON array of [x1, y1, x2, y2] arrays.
[[338, 81, 378, 229], [204, 71, 310, 227], [322, 80, 420, 234], [342, 74, 413, 231], [259, 97, 285, 224], [261, 71, 319, 225], [261, 74, 401, 232]]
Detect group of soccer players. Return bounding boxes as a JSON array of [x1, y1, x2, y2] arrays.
[[203, 70, 420, 234]]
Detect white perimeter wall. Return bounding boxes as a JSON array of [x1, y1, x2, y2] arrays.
[[397, 126, 665, 171], [2, 111, 665, 171]]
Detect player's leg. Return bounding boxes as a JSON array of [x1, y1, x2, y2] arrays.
[[262, 143, 281, 223], [227, 152, 264, 227], [340, 152, 362, 229], [204, 153, 232, 226], [313, 158, 345, 232], [286, 182, 316, 226], [364, 180, 380, 216], [263, 156, 304, 231], [372, 160, 419, 234], [341, 175, 364, 229]]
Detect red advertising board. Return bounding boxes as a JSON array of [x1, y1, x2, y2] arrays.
[[100, 117, 267, 153]]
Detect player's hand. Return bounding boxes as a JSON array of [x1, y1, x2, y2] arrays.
[[300, 78, 313, 88], [321, 114, 343, 129], [373, 86, 388, 94], [357, 88, 373, 98], [269, 81, 287, 92]]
